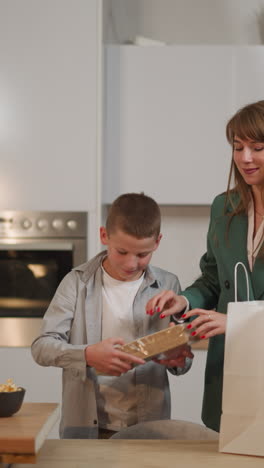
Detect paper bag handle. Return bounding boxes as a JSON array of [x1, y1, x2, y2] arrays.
[[234, 261, 249, 302]]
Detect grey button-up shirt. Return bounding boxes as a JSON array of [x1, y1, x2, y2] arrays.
[[31, 251, 192, 438]]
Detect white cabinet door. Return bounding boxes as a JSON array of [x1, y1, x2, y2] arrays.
[[104, 45, 233, 204], [0, 0, 98, 212]]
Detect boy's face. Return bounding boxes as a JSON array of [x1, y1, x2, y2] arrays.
[[100, 227, 162, 282]]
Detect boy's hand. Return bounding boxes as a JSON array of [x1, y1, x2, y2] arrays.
[[85, 338, 145, 376], [146, 290, 188, 318], [153, 343, 194, 368]]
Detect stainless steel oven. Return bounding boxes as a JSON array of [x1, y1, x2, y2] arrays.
[[0, 211, 87, 346]]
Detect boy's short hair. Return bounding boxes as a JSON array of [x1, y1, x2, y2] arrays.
[[106, 192, 161, 239]]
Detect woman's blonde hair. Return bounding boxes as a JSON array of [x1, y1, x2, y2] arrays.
[[225, 100, 264, 215]]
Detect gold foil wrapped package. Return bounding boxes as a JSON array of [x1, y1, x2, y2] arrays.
[[118, 324, 189, 360]]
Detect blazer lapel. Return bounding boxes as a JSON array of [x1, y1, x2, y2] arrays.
[[251, 257, 264, 300]]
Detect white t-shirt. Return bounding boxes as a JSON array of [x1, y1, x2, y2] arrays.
[[96, 267, 144, 431]]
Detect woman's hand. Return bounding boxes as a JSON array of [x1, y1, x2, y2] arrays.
[[145, 290, 188, 318], [183, 309, 227, 339]]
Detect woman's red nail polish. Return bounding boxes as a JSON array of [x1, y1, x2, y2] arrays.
[[191, 331, 196, 336], [160, 314, 165, 319], [157, 307, 160, 313], [149, 309, 153, 315], [201, 335, 206, 339], [182, 314, 186, 318], [187, 324, 192, 329]]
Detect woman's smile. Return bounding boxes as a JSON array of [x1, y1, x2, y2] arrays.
[[242, 168, 259, 175]]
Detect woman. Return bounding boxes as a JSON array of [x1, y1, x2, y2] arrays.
[[146, 100, 264, 432]]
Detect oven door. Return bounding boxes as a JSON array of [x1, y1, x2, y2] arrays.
[[0, 238, 85, 346]]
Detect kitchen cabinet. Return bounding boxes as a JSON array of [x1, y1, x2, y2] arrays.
[[103, 45, 233, 204], [0, 0, 99, 213], [103, 45, 264, 205], [0, 0, 102, 260], [234, 47, 264, 107]]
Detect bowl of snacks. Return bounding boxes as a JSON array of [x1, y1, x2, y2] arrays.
[[0, 379, 26, 417]]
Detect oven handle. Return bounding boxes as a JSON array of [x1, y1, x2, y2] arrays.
[[0, 242, 73, 250]]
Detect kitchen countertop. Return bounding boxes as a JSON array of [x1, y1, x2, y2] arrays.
[[11, 439, 264, 468], [0, 403, 59, 464]]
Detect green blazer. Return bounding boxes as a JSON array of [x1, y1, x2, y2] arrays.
[[183, 193, 264, 432]]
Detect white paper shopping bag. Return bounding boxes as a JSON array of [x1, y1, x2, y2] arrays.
[[219, 262, 264, 457]]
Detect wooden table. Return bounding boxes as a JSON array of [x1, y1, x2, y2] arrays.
[[0, 403, 59, 464], [12, 439, 264, 467]]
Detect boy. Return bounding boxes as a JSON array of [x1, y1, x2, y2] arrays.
[[31, 193, 193, 439]]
